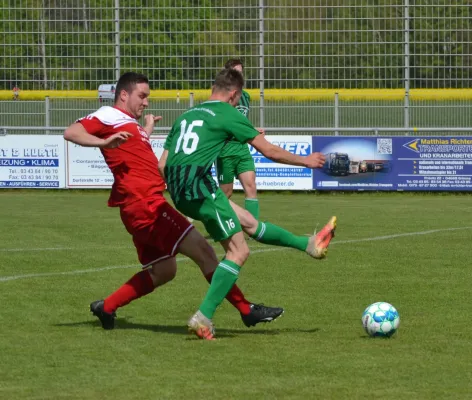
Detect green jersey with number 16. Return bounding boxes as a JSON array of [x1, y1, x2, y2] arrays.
[[164, 100, 259, 202]]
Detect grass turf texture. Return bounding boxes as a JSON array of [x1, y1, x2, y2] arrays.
[[0, 191, 471, 399]]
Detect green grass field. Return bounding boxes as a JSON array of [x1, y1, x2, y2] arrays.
[[1, 191, 471, 399]]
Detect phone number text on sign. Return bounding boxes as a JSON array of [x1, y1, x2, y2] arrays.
[[0, 135, 65, 188]]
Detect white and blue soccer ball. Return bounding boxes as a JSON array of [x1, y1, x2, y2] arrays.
[[362, 302, 400, 337]]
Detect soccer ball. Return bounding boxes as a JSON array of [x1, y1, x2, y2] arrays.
[[362, 302, 400, 337]]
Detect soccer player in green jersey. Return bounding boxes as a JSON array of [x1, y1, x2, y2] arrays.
[[159, 68, 337, 340], [216, 59, 261, 219]]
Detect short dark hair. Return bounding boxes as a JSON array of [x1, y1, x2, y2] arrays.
[[213, 68, 244, 94], [224, 58, 244, 71], [114, 72, 149, 102]]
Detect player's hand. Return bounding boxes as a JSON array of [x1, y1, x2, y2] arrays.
[[257, 128, 265, 136], [101, 131, 133, 149], [304, 152, 326, 169], [144, 114, 163, 127]]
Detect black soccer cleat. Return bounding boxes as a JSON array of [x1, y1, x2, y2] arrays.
[[241, 303, 284, 327], [90, 300, 116, 330]]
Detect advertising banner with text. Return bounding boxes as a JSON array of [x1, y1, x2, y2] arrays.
[[231, 135, 313, 191], [68, 134, 313, 190], [0, 135, 65, 188], [2, 135, 471, 192], [66, 136, 166, 188], [313, 136, 472, 191]]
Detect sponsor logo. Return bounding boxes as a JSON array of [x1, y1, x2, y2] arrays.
[[403, 139, 420, 153]]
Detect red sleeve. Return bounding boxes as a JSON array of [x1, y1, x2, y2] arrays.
[[79, 117, 108, 138]]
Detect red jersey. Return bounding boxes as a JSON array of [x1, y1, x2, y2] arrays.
[[79, 106, 166, 207]]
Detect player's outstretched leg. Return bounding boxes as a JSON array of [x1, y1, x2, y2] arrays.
[[230, 199, 337, 260], [177, 227, 285, 328], [239, 170, 259, 220], [90, 259, 176, 330], [90, 300, 116, 330], [241, 303, 284, 327], [187, 232, 248, 340], [306, 216, 337, 259], [187, 310, 215, 340]]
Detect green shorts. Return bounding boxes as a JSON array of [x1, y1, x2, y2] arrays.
[[216, 146, 255, 184], [174, 188, 242, 242]]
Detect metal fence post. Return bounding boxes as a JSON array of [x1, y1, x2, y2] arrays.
[[45, 96, 50, 135], [189, 92, 194, 108], [404, 92, 410, 136], [334, 92, 339, 136], [404, 0, 410, 135], [115, 0, 120, 82], [259, 0, 265, 129]]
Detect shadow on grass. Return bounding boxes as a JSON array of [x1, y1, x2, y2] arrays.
[[54, 319, 319, 338]]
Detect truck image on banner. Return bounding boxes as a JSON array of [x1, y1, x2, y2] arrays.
[[323, 152, 350, 176], [313, 137, 393, 190]]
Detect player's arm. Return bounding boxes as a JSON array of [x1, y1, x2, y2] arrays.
[[158, 149, 168, 180], [248, 134, 325, 168], [229, 111, 325, 168], [158, 125, 178, 179], [64, 122, 132, 149], [143, 114, 163, 137]]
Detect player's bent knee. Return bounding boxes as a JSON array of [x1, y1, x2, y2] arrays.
[[242, 182, 257, 197], [205, 242, 218, 263], [230, 246, 249, 266], [240, 245, 250, 263], [149, 260, 177, 287], [239, 172, 257, 196], [238, 209, 258, 232], [225, 236, 250, 266], [219, 183, 234, 198], [178, 229, 218, 272]]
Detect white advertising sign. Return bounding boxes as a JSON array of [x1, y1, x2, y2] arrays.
[[0, 135, 66, 188], [231, 135, 313, 190], [66, 136, 166, 188]]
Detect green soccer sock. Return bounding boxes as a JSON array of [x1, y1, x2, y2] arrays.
[[251, 221, 309, 252], [199, 260, 241, 320], [245, 198, 260, 220]]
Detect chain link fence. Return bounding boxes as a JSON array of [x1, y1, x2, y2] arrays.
[[1, 1, 471, 132]]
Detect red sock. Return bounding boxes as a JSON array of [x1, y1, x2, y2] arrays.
[[205, 271, 252, 315], [103, 270, 155, 313]]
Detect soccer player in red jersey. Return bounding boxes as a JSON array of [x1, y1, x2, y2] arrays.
[[63, 72, 283, 330]]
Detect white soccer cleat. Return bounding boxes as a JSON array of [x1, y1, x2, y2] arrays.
[[187, 310, 215, 340], [306, 216, 337, 259]]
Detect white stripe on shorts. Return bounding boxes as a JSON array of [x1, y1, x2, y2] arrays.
[[215, 209, 228, 236]]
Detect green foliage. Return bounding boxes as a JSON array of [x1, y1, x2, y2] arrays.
[[1, 1, 471, 90]]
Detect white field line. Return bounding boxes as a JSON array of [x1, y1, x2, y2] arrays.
[[0, 245, 135, 253], [0, 226, 471, 283]]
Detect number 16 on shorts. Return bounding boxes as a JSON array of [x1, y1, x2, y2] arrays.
[[225, 218, 236, 230]]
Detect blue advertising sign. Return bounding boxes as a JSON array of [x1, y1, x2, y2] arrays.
[[212, 135, 313, 190], [0, 135, 66, 188], [313, 136, 472, 191]]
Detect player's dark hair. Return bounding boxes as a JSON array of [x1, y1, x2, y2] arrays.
[[114, 72, 149, 102], [224, 58, 244, 71], [213, 68, 244, 94]]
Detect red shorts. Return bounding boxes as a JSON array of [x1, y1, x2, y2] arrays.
[[119, 195, 194, 267]]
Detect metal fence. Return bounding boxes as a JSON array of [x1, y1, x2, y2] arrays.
[[1, 1, 472, 132], [2, 94, 472, 136], [2, 1, 471, 90]]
